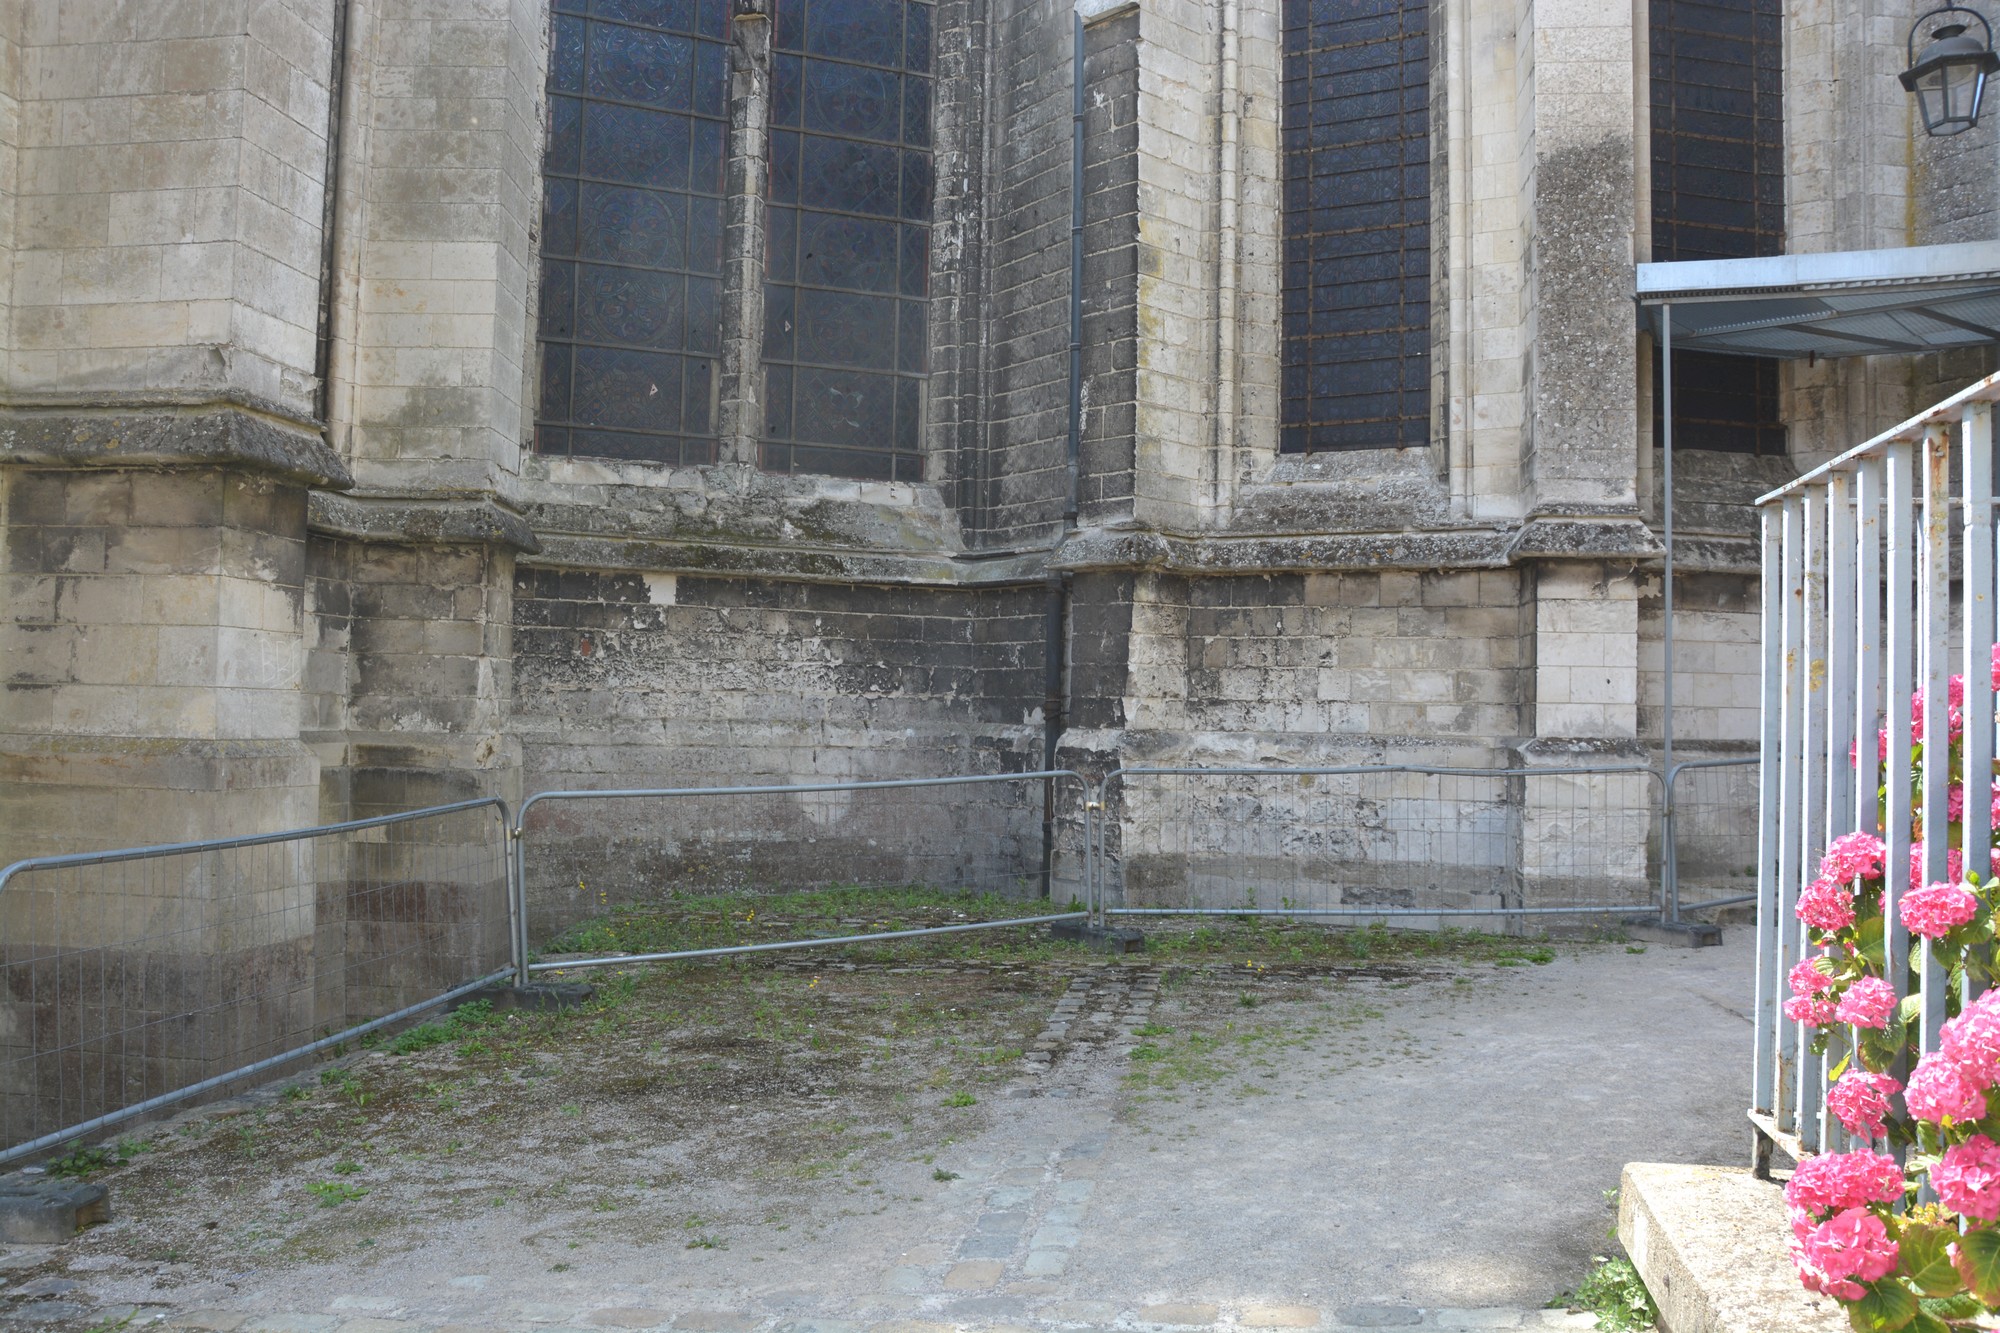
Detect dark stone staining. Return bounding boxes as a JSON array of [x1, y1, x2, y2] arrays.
[[1280, 0, 1430, 454], [1649, 0, 1785, 456], [510, 567, 1057, 923], [1066, 572, 1135, 730]]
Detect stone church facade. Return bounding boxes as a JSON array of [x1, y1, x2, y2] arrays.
[[0, 0, 1993, 885]]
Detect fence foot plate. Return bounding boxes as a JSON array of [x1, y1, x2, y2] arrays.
[[457, 982, 596, 1012], [0, 1174, 110, 1244], [1049, 921, 1146, 953], [1621, 916, 1723, 948]]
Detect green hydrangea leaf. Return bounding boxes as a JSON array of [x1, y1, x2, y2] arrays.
[[1951, 1226, 2000, 1306], [1850, 1280, 1917, 1332], [1897, 1223, 1962, 1297]]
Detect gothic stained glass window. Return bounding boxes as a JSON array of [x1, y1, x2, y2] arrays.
[[1650, 0, 1786, 455], [762, 0, 933, 482], [1279, 0, 1430, 453], [535, 0, 730, 465]]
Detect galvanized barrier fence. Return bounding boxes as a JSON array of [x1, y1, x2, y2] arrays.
[[510, 771, 1095, 981], [1088, 763, 1672, 928], [1665, 757, 1761, 916], [0, 798, 514, 1168], [3, 754, 1764, 1166], [1751, 372, 2000, 1168]]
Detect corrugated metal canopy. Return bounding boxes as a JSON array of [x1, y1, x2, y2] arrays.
[[1636, 240, 2000, 359]]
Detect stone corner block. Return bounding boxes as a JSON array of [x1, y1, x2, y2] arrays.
[[0, 1174, 112, 1243]]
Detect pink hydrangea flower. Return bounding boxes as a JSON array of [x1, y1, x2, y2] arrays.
[[1908, 843, 1966, 890], [1900, 880, 1980, 939], [1785, 994, 1837, 1026], [1952, 784, 1967, 823], [1834, 977, 1897, 1029], [1821, 833, 1887, 885], [1906, 1050, 1989, 1124], [1797, 877, 1857, 933], [1932, 1135, 2000, 1222], [1794, 1207, 1899, 1302], [1785, 1149, 1904, 1216], [1941, 991, 2000, 1083], [1789, 956, 1836, 997], [1826, 1071, 1902, 1141], [1913, 679, 1968, 741]]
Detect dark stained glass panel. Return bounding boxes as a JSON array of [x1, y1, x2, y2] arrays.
[[1280, 0, 1430, 453], [1651, 0, 1785, 454], [762, 0, 933, 482], [535, 0, 728, 465]]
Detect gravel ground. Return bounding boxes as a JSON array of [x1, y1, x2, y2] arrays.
[[0, 921, 1751, 1332]]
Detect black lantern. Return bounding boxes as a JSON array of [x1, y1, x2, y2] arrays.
[[1901, 6, 2000, 135]]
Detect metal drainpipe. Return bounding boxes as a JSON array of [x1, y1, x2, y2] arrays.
[[1042, 12, 1086, 900], [1662, 302, 1679, 923], [314, 0, 354, 428]]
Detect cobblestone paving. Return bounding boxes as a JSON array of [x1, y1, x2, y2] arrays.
[[0, 944, 1748, 1333]]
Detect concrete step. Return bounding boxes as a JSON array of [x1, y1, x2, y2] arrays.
[[1617, 1161, 1845, 1333]]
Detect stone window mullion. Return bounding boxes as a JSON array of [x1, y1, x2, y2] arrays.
[[719, 1, 775, 465]]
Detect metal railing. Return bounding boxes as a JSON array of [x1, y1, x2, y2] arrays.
[[510, 771, 1095, 981], [0, 798, 514, 1168], [1086, 762, 1672, 929], [1750, 370, 2000, 1168]]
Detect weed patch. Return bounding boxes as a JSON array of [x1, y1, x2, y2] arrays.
[[1551, 1255, 1657, 1332]]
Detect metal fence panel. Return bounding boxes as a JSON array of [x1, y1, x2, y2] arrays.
[[0, 799, 513, 1167], [1091, 763, 1667, 928], [1666, 758, 1759, 912], [512, 771, 1093, 978]]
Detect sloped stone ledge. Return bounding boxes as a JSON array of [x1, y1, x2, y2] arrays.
[[0, 400, 351, 489], [1617, 1162, 1846, 1333]]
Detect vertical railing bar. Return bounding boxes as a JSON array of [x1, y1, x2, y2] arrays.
[[1778, 494, 1807, 1141], [1885, 439, 1918, 1071], [1823, 471, 1857, 1154], [1963, 405, 1996, 1008], [1921, 427, 1955, 1050], [1798, 486, 1827, 1153], [1753, 502, 1783, 1124], [1855, 456, 1884, 833], [1826, 471, 1857, 846]]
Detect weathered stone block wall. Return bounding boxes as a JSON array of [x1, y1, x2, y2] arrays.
[[304, 535, 516, 815], [0, 461, 323, 1147], [324, 0, 543, 494], [301, 532, 517, 1025], [0, 465, 318, 856], [1108, 570, 1528, 752], [979, 0, 1080, 544], [1638, 570, 1760, 747], [1078, 567, 1644, 921], [9, 0, 332, 413], [1078, 9, 1139, 523], [510, 568, 1067, 937], [1129, 0, 1218, 527]]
